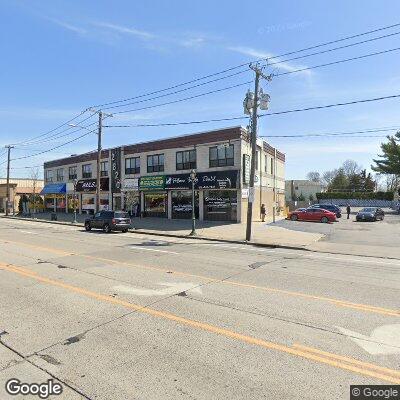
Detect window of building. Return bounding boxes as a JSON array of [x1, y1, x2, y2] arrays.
[[264, 155, 268, 173], [82, 164, 92, 179], [56, 168, 64, 182], [209, 144, 234, 167], [69, 166, 77, 180], [125, 157, 140, 175], [45, 170, 53, 182], [100, 161, 108, 177], [270, 158, 274, 175], [147, 154, 164, 173], [176, 150, 196, 170]]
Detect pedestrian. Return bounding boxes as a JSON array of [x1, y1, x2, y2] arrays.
[[346, 204, 351, 219], [261, 203, 266, 222]]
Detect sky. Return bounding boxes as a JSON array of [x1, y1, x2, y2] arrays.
[[1, 0, 400, 179]]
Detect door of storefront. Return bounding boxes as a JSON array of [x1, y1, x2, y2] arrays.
[[144, 192, 167, 217], [171, 190, 199, 219], [203, 190, 238, 222]]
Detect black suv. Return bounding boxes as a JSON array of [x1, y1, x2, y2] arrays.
[[311, 204, 342, 218], [85, 210, 131, 233]]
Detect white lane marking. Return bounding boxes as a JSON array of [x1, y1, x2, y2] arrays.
[[19, 230, 39, 235], [337, 325, 400, 355], [112, 282, 202, 296], [129, 247, 179, 255]]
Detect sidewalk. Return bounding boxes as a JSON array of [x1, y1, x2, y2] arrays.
[[1, 212, 323, 250]]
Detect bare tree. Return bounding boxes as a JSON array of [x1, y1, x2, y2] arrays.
[[306, 171, 321, 183], [342, 159, 362, 178], [321, 169, 337, 187]]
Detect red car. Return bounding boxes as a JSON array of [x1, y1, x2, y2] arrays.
[[288, 207, 336, 223]]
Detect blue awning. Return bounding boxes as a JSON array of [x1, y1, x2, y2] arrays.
[[40, 183, 66, 195]]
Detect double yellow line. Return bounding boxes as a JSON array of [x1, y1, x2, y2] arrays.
[[2, 238, 399, 317], [1, 262, 400, 384]]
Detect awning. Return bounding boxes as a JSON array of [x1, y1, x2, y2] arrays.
[[40, 183, 66, 195]]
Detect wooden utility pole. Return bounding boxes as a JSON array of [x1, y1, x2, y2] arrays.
[[96, 111, 102, 212], [5, 145, 14, 216], [245, 64, 271, 242]]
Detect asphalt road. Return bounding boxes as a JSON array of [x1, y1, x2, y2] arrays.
[[0, 217, 399, 399], [271, 208, 400, 247]]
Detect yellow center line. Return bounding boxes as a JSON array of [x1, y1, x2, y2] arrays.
[[292, 344, 400, 378], [1, 262, 399, 384], [1, 239, 399, 317]]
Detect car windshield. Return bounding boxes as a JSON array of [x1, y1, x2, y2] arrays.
[[114, 212, 129, 218], [361, 208, 376, 212]]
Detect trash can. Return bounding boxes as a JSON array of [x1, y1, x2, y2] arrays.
[[51, 213, 57, 221]]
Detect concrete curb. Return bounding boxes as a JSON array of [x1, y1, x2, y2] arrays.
[[2, 215, 400, 261], [0, 215, 310, 252]]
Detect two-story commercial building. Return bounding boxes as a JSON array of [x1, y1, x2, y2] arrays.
[[42, 126, 285, 222]]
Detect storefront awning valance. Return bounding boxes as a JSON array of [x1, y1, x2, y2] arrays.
[[40, 183, 66, 195]]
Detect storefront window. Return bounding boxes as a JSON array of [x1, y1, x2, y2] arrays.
[[144, 193, 167, 217], [203, 190, 237, 222], [171, 190, 198, 219]]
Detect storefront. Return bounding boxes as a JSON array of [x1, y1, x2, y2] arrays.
[[165, 174, 199, 219], [140, 175, 167, 217], [165, 170, 239, 222], [197, 170, 239, 222], [122, 178, 140, 216], [40, 183, 67, 212], [75, 178, 109, 214]]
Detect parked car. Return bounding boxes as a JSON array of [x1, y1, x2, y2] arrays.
[[288, 208, 336, 223], [85, 210, 131, 233], [355, 207, 385, 222], [310, 204, 342, 218]]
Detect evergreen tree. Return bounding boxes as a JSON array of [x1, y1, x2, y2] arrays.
[[372, 131, 400, 176]]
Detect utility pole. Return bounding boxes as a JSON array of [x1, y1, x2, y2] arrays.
[[5, 145, 14, 216], [96, 111, 102, 213], [245, 64, 272, 242]]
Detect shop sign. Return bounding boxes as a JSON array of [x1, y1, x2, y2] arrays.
[[76, 178, 109, 192], [242, 188, 249, 198], [139, 175, 165, 191], [122, 178, 139, 191], [111, 147, 122, 193], [165, 174, 192, 190], [196, 170, 238, 190], [165, 170, 239, 190]]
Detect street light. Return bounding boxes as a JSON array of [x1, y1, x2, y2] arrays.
[[189, 169, 197, 236]]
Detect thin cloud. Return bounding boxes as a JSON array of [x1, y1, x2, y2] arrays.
[[44, 16, 87, 35], [227, 46, 312, 75], [91, 21, 156, 40]]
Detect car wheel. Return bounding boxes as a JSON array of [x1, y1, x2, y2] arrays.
[[290, 214, 298, 221], [103, 223, 111, 233], [381, 215, 384, 220], [85, 223, 91, 231], [321, 216, 329, 223], [122, 229, 128, 233]]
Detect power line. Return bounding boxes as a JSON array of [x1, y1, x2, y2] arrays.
[[90, 22, 400, 109], [274, 46, 400, 76], [112, 81, 253, 115], [259, 93, 400, 117], [107, 93, 400, 129], [268, 29, 400, 68], [11, 129, 96, 161], [260, 126, 400, 138]]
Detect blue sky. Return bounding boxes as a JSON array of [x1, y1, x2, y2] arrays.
[[1, 0, 400, 179]]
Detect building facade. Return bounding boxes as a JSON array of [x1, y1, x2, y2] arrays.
[[42, 126, 285, 222], [0, 178, 44, 213], [285, 179, 326, 202]]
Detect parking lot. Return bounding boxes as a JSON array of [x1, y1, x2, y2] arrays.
[[272, 207, 400, 250]]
